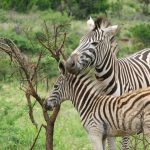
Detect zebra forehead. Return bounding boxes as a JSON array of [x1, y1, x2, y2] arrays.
[[80, 17, 112, 44], [80, 29, 103, 43]]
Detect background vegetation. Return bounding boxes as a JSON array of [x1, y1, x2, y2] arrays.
[[0, 0, 150, 149]]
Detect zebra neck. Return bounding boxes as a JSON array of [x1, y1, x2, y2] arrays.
[[68, 74, 100, 115], [95, 50, 118, 80], [94, 50, 120, 95]]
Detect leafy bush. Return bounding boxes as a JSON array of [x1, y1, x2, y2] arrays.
[[0, 56, 15, 81], [0, 0, 109, 19], [64, 0, 109, 19], [0, 9, 8, 22], [39, 56, 59, 78], [40, 10, 70, 24], [0, 31, 40, 53], [110, 0, 123, 18], [130, 24, 150, 46], [28, 0, 51, 11], [0, 0, 51, 12], [65, 31, 80, 55]]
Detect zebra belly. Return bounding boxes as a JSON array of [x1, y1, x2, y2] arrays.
[[107, 128, 140, 137], [106, 118, 142, 137]]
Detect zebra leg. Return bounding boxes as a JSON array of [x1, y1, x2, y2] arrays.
[[103, 138, 106, 150], [144, 126, 150, 144], [89, 133, 104, 150], [107, 137, 116, 150], [121, 136, 130, 150]]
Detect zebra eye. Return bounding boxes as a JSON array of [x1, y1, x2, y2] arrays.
[[91, 41, 99, 46], [54, 84, 59, 89]]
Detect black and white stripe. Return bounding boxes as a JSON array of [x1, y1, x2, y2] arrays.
[[45, 62, 150, 150]]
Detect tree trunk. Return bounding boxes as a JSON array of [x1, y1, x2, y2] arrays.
[[43, 106, 60, 150], [45, 122, 54, 150]]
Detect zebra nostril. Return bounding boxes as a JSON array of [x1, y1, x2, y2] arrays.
[[67, 58, 75, 68], [71, 60, 75, 67], [80, 55, 84, 59]]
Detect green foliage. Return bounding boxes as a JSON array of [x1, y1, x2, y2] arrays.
[[28, 0, 51, 10], [0, 0, 30, 12], [52, 0, 109, 19], [0, 0, 109, 19], [0, 30, 40, 53], [0, 56, 15, 81], [0, 9, 8, 22], [65, 31, 80, 55], [0, 0, 51, 12], [138, 0, 150, 15], [130, 23, 150, 46], [110, 0, 123, 18], [39, 56, 59, 78], [40, 10, 70, 24]]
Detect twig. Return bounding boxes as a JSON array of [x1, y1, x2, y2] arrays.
[[29, 124, 45, 150], [26, 91, 38, 129], [31, 50, 43, 81]]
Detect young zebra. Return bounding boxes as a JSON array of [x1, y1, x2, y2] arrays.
[[65, 17, 150, 149], [44, 61, 150, 150]]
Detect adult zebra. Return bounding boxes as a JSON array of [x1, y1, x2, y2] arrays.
[[65, 17, 150, 150], [44, 61, 150, 150]]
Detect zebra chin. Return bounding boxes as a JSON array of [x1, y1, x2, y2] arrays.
[[66, 67, 81, 75]]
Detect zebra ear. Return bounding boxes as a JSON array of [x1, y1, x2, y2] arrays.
[[58, 60, 66, 75], [103, 25, 119, 36], [87, 16, 95, 30]]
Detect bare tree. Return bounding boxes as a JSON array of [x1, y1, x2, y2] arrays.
[[0, 22, 68, 150]]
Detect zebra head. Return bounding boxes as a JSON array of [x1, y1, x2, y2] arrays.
[[44, 61, 69, 111], [66, 17, 118, 74]]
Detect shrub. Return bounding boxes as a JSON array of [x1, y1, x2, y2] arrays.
[[130, 23, 150, 46], [0, 56, 15, 81], [0, 9, 8, 22], [28, 0, 51, 11], [0, 29, 41, 54], [39, 56, 58, 78]]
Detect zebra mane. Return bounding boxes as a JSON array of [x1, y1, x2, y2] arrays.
[[93, 17, 112, 30], [93, 17, 119, 54]]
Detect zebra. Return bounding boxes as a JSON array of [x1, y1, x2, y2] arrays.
[[44, 61, 150, 150], [65, 17, 150, 149]]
